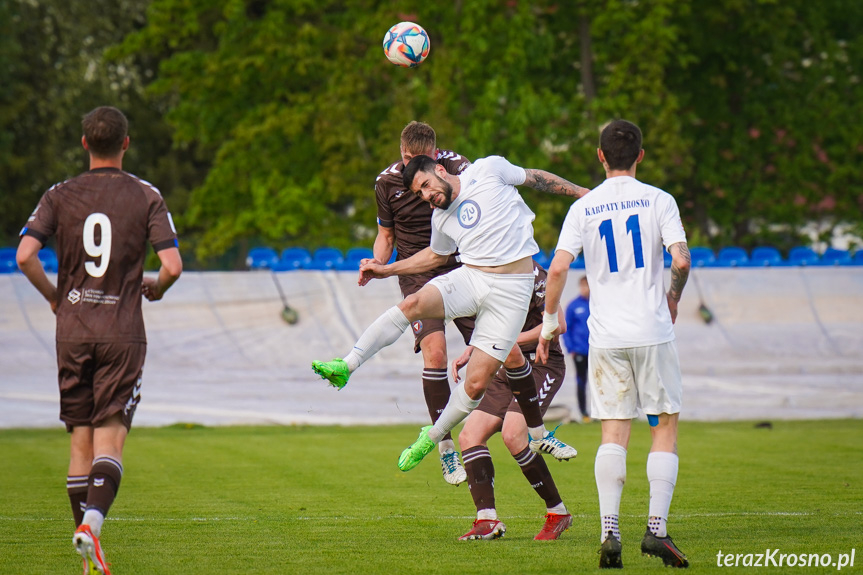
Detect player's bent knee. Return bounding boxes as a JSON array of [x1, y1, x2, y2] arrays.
[[501, 427, 528, 455], [502, 346, 525, 369], [397, 295, 421, 318], [463, 379, 488, 400], [458, 427, 481, 450], [420, 336, 447, 368]]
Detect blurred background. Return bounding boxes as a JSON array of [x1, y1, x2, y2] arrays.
[[2, 0, 862, 269]]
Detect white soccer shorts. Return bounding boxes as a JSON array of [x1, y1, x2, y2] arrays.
[[428, 266, 534, 362], [588, 340, 683, 420]]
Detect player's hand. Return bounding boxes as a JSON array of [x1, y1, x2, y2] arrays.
[[536, 338, 550, 365], [666, 292, 679, 324], [357, 258, 383, 285], [142, 277, 164, 301], [358, 261, 387, 286], [451, 346, 473, 382], [49, 298, 58, 315]]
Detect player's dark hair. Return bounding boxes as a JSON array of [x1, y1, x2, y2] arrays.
[[402, 154, 437, 189], [600, 120, 642, 170], [401, 121, 436, 154], [82, 106, 128, 158]]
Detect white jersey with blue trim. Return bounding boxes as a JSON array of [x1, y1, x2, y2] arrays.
[[429, 156, 539, 267], [556, 175, 686, 348]]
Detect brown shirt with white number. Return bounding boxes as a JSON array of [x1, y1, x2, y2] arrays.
[[21, 168, 177, 343]]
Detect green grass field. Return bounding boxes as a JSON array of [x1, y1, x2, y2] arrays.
[[1, 419, 861, 574]]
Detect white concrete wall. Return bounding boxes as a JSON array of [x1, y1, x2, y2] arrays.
[[1, 268, 861, 428]]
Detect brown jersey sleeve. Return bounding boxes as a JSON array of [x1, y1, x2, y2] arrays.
[[140, 179, 178, 251], [21, 182, 64, 245], [374, 162, 401, 228], [436, 150, 471, 175]]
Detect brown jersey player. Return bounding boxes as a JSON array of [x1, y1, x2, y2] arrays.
[[368, 121, 474, 486], [453, 262, 572, 541], [16, 106, 182, 575]]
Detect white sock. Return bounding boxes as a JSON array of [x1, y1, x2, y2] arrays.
[[647, 451, 678, 537], [438, 438, 456, 455], [428, 383, 481, 443], [528, 424, 548, 441], [601, 515, 620, 543], [477, 508, 498, 521], [82, 509, 105, 538], [595, 443, 627, 542], [548, 502, 567, 515], [343, 306, 410, 371]]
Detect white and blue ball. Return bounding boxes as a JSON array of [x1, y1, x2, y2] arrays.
[[382, 22, 430, 68]]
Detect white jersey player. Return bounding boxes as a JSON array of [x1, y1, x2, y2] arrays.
[[312, 154, 589, 480], [538, 120, 692, 569]]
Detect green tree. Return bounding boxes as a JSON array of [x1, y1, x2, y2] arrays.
[[0, 0, 199, 256], [669, 0, 863, 249]]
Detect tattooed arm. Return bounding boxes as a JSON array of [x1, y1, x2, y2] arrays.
[[523, 169, 590, 198], [666, 242, 691, 324]]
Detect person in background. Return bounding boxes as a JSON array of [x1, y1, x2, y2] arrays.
[[563, 275, 591, 423]]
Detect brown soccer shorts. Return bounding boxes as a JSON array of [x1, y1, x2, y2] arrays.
[[475, 350, 566, 419], [57, 341, 146, 432]]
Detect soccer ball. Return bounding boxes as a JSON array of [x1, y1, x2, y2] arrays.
[[382, 22, 430, 68]]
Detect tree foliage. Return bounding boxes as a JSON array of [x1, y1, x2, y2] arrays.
[[3, 0, 862, 263], [0, 0, 200, 253]]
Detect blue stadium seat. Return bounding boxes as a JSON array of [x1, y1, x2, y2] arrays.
[[337, 247, 374, 270], [716, 246, 749, 267], [273, 247, 312, 271], [38, 247, 59, 273], [663, 248, 673, 268], [306, 247, 344, 270], [818, 247, 852, 266], [854, 250, 863, 266], [689, 247, 716, 268], [749, 246, 784, 267], [788, 246, 819, 266], [532, 250, 553, 269], [388, 250, 398, 264], [0, 247, 19, 274], [245, 247, 279, 270]]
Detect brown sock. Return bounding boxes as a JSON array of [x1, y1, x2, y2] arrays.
[[422, 368, 452, 442], [86, 456, 123, 516], [513, 446, 562, 508], [463, 446, 495, 512], [66, 475, 89, 526], [506, 363, 544, 428]]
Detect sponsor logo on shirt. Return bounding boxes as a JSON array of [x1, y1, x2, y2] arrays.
[[457, 200, 481, 229], [67, 289, 81, 304], [412, 320, 423, 334], [394, 189, 406, 199]]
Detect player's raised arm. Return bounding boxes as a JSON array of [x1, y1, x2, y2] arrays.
[[523, 169, 590, 198]]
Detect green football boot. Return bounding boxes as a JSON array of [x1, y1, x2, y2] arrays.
[[398, 425, 436, 471], [311, 358, 351, 389]]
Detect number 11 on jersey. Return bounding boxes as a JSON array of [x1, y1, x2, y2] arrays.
[[599, 214, 644, 273]]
